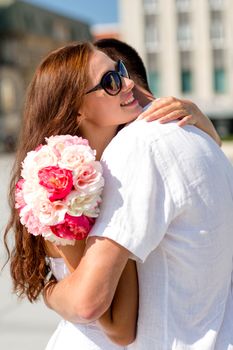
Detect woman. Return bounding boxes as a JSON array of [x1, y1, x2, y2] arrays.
[[4, 42, 221, 349]]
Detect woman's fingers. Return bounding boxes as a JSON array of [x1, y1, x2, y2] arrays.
[[144, 107, 182, 121], [137, 96, 199, 126], [157, 109, 187, 123], [177, 115, 195, 127], [138, 97, 182, 120], [138, 97, 173, 119]]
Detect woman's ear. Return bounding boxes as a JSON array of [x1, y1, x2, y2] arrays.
[[78, 103, 86, 119], [76, 112, 86, 127]]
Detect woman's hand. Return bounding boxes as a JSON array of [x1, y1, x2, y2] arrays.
[[137, 96, 221, 146]]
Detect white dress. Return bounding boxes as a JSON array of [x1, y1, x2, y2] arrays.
[[45, 257, 126, 350]]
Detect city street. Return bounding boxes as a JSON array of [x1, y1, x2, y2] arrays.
[[0, 142, 233, 350]]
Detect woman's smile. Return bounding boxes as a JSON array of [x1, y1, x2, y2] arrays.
[[120, 94, 140, 108]]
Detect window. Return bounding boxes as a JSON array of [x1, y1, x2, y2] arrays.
[[176, 0, 191, 12], [144, 0, 159, 12], [180, 51, 191, 70], [144, 0, 158, 5], [145, 26, 159, 50], [145, 15, 159, 50], [213, 49, 225, 68], [177, 14, 192, 49], [147, 53, 159, 71], [210, 16, 225, 48], [148, 71, 160, 95], [210, 20, 224, 40], [180, 52, 193, 93], [181, 70, 192, 93], [177, 23, 192, 49], [209, 0, 225, 10], [213, 68, 226, 93]]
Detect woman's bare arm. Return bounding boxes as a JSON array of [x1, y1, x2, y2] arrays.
[[97, 259, 138, 345], [44, 240, 138, 346]]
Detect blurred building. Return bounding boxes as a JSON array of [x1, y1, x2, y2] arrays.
[[92, 23, 120, 41], [119, 0, 233, 136], [0, 0, 92, 152]]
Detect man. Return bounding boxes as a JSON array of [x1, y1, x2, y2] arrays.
[[45, 40, 232, 349]]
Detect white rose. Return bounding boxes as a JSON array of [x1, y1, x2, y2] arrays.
[[65, 190, 101, 217], [22, 180, 45, 207], [21, 145, 57, 180]]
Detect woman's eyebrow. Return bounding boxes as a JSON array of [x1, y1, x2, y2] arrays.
[[101, 61, 117, 76]]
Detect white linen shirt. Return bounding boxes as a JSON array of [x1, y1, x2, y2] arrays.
[[90, 120, 233, 350]]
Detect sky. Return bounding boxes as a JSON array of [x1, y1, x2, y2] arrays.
[[24, 0, 118, 25]]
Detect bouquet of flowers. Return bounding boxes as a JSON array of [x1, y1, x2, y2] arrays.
[[15, 135, 104, 245]]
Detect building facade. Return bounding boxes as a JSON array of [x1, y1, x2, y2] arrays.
[[119, 0, 233, 135], [0, 0, 92, 151], [92, 23, 120, 41]]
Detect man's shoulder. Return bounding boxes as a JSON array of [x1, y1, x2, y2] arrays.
[[111, 120, 167, 144], [103, 121, 152, 156], [103, 119, 221, 163], [108, 120, 179, 149], [102, 120, 179, 164], [121, 119, 160, 137]]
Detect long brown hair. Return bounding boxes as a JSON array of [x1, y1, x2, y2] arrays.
[[4, 41, 94, 302]]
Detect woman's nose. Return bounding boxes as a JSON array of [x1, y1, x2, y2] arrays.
[[121, 76, 134, 93]]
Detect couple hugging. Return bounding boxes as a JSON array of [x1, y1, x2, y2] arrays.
[[4, 38, 233, 350]]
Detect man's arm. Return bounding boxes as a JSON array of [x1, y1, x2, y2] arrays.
[[44, 236, 130, 323]]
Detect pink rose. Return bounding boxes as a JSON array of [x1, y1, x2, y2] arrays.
[[74, 161, 104, 194], [46, 135, 89, 148], [50, 213, 94, 240], [15, 179, 26, 210], [46, 135, 89, 158], [36, 199, 67, 226], [20, 206, 50, 236], [58, 145, 96, 171], [38, 166, 73, 201]]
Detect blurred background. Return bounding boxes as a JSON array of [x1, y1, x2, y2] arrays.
[[0, 0, 233, 349]]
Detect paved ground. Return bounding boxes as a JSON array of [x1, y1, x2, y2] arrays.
[[0, 155, 60, 350], [0, 142, 233, 350]]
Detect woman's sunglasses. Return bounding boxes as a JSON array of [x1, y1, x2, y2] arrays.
[[86, 60, 130, 96]]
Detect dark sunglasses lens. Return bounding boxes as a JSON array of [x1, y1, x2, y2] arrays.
[[103, 72, 121, 95], [119, 61, 129, 78]]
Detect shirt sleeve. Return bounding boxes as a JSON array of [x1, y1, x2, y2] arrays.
[[89, 132, 175, 262]]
